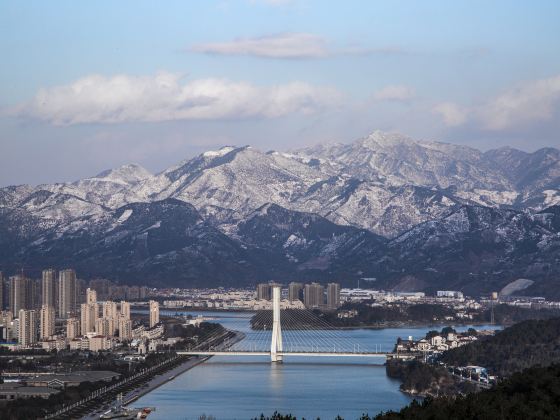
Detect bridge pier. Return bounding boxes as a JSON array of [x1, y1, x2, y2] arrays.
[[270, 286, 283, 363]]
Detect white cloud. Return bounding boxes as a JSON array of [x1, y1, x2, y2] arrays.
[[191, 33, 329, 59], [479, 74, 560, 130], [373, 85, 416, 101], [14, 72, 341, 125], [433, 102, 469, 127], [190, 33, 403, 59], [433, 75, 560, 131]]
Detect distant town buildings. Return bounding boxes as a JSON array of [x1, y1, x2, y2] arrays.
[[304, 283, 325, 309], [256, 282, 341, 309], [437, 290, 464, 300], [288, 282, 304, 303], [327, 283, 341, 309]]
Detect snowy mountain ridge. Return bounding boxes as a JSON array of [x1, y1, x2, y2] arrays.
[[1, 131, 558, 239]]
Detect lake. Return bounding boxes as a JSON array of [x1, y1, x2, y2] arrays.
[[133, 310, 500, 420]]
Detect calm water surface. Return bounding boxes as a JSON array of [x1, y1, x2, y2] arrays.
[[134, 310, 500, 420]]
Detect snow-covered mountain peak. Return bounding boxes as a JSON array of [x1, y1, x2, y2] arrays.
[[202, 146, 238, 158], [358, 130, 414, 149], [90, 163, 153, 185]]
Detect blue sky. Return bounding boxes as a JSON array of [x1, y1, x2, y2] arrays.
[[1, 0, 560, 184]]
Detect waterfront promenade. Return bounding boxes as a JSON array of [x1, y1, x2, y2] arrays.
[[80, 356, 208, 420]]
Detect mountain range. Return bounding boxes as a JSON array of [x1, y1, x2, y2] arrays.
[[1, 131, 559, 297]]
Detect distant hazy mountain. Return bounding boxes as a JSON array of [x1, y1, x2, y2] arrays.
[[1, 131, 559, 295]]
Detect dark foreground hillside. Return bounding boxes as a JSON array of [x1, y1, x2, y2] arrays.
[[374, 363, 560, 420], [441, 317, 560, 376]]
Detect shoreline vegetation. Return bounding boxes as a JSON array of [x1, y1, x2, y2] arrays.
[[249, 302, 560, 331], [385, 360, 476, 398]]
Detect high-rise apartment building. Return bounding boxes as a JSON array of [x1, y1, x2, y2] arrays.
[[66, 317, 80, 339], [149, 300, 159, 328], [120, 301, 131, 320], [103, 301, 118, 320], [39, 305, 55, 339], [95, 317, 107, 336], [0, 271, 4, 311], [257, 282, 282, 301], [326, 283, 341, 309], [304, 283, 325, 309], [288, 282, 304, 302], [256, 283, 272, 300], [41, 269, 57, 308], [10, 275, 32, 314], [86, 288, 97, 304], [58, 269, 77, 318], [80, 302, 98, 335], [118, 317, 132, 340], [18, 309, 37, 347]]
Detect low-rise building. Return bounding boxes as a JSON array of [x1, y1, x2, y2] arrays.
[[0, 383, 60, 401], [89, 335, 113, 351], [69, 338, 89, 350], [26, 371, 121, 388]]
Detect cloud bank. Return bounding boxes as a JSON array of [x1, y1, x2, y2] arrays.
[[434, 74, 560, 132], [433, 102, 468, 126], [14, 72, 341, 125], [479, 74, 560, 130]]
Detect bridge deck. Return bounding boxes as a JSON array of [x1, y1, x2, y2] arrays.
[[178, 351, 389, 357]]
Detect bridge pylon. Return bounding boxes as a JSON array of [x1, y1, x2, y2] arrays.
[[270, 285, 283, 362]]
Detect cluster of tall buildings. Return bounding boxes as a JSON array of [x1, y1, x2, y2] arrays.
[[0, 271, 148, 317], [257, 282, 341, 309], [76, 288, 133, 341], [1, 269, 82, 317], [0, 269, 157, 349]]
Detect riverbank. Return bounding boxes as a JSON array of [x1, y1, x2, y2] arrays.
[[79, 356, 208, 420], [386, 359, 476, 398], [327, 321, 502, 330], [80, 330, 246, 419]]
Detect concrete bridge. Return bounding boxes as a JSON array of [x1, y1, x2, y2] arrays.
[[177, 351, 389, 358], [178, 286, 394, 363]]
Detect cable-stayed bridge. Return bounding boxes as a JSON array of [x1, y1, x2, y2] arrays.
[[178, 286, 393, 363]]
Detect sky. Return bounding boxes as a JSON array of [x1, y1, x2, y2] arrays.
[[1, 0, 560, 185]]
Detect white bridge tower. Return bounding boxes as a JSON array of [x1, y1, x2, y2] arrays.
[[270, 285, 283, 362]]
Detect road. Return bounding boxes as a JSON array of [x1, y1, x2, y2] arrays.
[[80, 356, 208, 420]]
